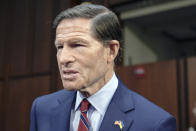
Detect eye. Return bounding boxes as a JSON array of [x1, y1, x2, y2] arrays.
[[72, 44, 81, 47], [57, 45, 63, 50], [70, 43, 84, 48]]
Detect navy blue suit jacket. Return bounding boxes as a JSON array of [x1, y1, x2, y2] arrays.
[[30, 80, 176, 131]]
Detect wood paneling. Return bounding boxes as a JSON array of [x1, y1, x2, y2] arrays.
[[0, 1, 8, 78], [116, 60, 179, 127], [32, 0, 53, 73], [7, 0, 32, 76], [0, 82, 3, 128], [58, 0, 72, 10], [0, 0, 73, 130], [5, 0, 53, 76], [0, 82, 2, 103], [187, 57, 196, 127], [0, 42, 4, 77], [4, 76, 51, 131]]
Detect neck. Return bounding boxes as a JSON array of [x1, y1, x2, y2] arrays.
[[79, 69, 114, 97]]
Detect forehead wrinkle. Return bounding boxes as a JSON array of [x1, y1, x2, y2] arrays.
[[56, 34, 90, 40], [56, 27, 93, 41], [57, 18, 92, 31], [55, 34, 90, 45], [56, 30, 91, 38], [56, 25, 91, 34]]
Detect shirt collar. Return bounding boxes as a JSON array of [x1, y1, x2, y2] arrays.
[[74, 73, 118, 116]]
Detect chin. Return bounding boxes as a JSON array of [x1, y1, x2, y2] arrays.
[[63, 87, 79, 91], [62, 83, 82, 91]]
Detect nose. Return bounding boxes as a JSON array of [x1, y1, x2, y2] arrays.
[[58, 47, 75, 67]]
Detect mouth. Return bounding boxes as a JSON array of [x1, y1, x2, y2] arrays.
[[61, 70, 78, 80]]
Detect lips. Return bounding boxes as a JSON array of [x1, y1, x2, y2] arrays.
[[61, 70, 78, 80]]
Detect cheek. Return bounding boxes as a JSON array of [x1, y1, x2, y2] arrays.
[[83, 52, 105, 68], [87, 52, 108, 74]]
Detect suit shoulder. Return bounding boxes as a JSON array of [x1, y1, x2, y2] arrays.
[[131, 91, 176, 129], [33, 89, 75, 108], [130, 90, 175, 122], [119, 80, 173, 118], [36, 89, 66, 100]]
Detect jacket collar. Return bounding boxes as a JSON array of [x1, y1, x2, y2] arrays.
[[50, 90, 76, 131], [99, 80, 135, 131]]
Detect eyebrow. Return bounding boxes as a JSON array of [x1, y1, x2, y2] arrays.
[[55, 38, 88, 46], [68, 38, 88, 44]]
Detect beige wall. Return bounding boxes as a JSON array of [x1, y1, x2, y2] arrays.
[[123, 23, 182, 65]]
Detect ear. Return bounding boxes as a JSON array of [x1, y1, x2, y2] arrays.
[[106, 40, 120, 64]]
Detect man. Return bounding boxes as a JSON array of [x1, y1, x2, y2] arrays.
[[30, 3, 176, 131]]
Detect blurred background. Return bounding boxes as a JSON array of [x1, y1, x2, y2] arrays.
[[0, 0, 196, 131]]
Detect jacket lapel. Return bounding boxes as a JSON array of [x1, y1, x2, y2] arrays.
[[50, 90, 76, 131], [99, 80, 135, 131]]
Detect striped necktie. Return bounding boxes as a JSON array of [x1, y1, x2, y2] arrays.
[[78, 99, 90, 131]]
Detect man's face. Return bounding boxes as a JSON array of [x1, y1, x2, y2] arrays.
[[55, 18, 114, 96]]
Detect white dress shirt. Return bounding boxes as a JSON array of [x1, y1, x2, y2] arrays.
[[70, 73, 118, 131]]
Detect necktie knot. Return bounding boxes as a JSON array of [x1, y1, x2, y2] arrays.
[[80, 99, 90, 113]]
